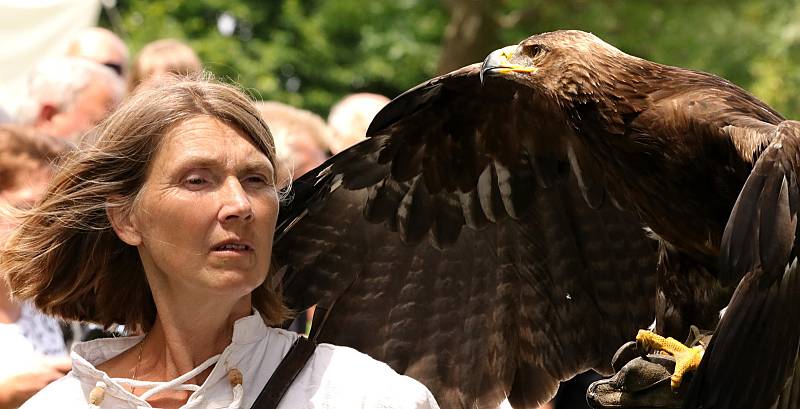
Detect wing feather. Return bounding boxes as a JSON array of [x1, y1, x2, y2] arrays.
[[458, 189, 491, 230], [477, 162, 506, 223], [685, 121, 800, 409], [397, 176, 435, 244]]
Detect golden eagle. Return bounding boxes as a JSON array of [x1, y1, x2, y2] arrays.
[[273, 30, 800, 408]]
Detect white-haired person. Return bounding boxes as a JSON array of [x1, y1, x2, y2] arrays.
[[14, 57, 124, 142], [325, 92, 390, 154], [2, 75, 439, 409], [65, 27, 130, 80]]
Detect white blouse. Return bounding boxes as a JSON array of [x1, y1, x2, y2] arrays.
[[20, 310, 440, 409]]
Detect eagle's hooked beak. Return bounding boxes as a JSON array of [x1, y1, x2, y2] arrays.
[[480, 46, 538, 84], [480, 45, 537, 84]]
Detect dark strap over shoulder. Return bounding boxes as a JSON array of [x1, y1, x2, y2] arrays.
[[250, 335, 317, 409]]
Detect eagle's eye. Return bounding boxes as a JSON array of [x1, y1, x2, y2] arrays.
[[522, 44, 547, 59]]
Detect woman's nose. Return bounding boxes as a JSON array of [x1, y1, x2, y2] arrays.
[[218, 178, 253, 222]]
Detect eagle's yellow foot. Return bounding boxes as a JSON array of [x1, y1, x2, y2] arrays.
[[636, 329, 704, 389]]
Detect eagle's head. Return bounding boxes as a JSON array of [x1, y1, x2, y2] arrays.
[[481, 30, 639, 103]]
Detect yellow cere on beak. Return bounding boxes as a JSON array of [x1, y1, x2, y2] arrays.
[[496, 51, 538, 74]]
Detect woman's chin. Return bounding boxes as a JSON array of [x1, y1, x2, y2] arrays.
[[191, 268, 265, 296]]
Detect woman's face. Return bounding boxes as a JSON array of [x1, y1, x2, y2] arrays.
[[124, 116, 279, 301]]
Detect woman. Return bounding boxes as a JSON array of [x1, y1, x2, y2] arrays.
[[0, 126, 71, 408], [2, 76, 439, 409]]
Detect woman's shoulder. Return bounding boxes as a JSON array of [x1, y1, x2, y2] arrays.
[[312, 343, 395, 373], [296, 343, 440, 409], [19, 373, 86, 408]]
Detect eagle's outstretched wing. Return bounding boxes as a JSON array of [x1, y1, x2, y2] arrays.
[[272, 64, 658, 408]]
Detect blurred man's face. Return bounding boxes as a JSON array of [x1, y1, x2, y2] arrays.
[[287, 132, 327, 175], [39, 81, 120, 140], [0, 167, 51, 243], [67, 28, 129, 79], [74, 43, 127, 78], [272, 128, 327, 187]]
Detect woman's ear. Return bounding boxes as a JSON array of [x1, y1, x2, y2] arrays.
[[106, 200, 142, 246]]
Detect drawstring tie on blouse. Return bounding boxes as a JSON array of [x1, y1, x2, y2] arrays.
[[88, 354, 244, 408]]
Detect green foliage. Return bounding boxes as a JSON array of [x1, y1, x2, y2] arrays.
[[104, 0, 447, 115], [494, 0, 800, 117], [105, 0, 800, 117]]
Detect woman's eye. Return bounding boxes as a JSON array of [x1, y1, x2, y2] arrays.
[[183, 175, 208, 188], [244, 175, 270, 187]]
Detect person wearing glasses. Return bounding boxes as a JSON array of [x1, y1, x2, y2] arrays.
[[66, 27, 129, 80], [14, 58, 124, 143]]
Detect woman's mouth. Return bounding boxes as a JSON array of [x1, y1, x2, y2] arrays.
[[212, 241, 254, 255], [215, 243, 251, 251]]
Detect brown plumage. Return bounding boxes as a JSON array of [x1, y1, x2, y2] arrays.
[[273, 30, 800, 408], [275, 170, 657, 408]]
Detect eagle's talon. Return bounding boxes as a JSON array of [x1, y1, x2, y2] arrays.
[[636, 330, 704, 389]]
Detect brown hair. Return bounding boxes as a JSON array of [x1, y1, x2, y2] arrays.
[[1, 75, 288, 332], [0, 125, 71, 191], [129, 39, 202, 92]]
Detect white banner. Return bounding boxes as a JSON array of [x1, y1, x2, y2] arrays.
[[0, 0, 101, 89]]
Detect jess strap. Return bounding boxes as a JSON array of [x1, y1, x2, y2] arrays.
[[249, 336, 317, 409]]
